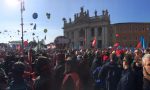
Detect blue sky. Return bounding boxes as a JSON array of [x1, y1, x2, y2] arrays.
[[0, 0, 150, 44]]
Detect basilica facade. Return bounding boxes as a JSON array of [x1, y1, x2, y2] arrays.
[[63, 7, 150, 49], [63, 7, 111, 49]]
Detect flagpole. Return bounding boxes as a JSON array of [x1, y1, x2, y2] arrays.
[[20, 0, 24, 53]]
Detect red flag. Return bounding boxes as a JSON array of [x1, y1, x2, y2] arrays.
[[114, 43, 119, 47], [92, 37, 96, 47], [136, 42, 142, 48], [115, 34, 119, 37]]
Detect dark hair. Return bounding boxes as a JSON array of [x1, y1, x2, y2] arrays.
[[65, 58, 77, 74], [124, 54, 133, 66], [35, 56, 51, 74], [12, 61, 25, 76], [110, 53, 118, 62]]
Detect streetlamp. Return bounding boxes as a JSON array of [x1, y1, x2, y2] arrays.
[[20, 0, 25, 51]]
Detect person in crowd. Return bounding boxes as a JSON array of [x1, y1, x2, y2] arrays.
[[0, 68, 8, 90], [142, 54, 150, 90], [78, 53, 94, 90], [117, 54, 135, 90], [34, 56, 54, 90], [61, 56, 83, 90], [132, 55, 143, 90], [144, 48, 150, 54], [134, 49, 143, 57], [8, 61, 32, 90], [53, 53, 65, 90], [99, 53, 121, 90], [91, 51, 103, 90]]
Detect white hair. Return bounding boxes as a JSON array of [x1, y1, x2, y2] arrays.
[[142, 54, 150, 65]]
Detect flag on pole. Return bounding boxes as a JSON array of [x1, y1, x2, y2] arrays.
[[46, 13, 50, 19], [114, 43, 119, 47], [136, 36, 146, 49], [115, 34, 119, 37], [45, 35, 46, 40], [33, 24, 36, 30], [92, 37, 96, 47]]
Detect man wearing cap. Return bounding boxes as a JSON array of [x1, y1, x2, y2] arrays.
[[142, 54, 150, 90]]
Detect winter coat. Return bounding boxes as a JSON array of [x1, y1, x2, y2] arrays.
[[143, 78, 150, 90], [117, 68, 135, 90], [98, 62, 121, 90], [8, 78, 31, 90]]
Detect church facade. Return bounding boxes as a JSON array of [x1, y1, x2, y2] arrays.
[[63, 7, 150, 49], [63, 7, 111, 49]]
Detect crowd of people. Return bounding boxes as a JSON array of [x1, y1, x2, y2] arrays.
[[0, 47, 150, 90]]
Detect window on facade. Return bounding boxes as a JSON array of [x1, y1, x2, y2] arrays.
[[79, 29, 85, 37], [71, 32, 74, 39], [98, 40, 102, 48], [66, 32, 69, 37], [91, 28, 95, 37], [80, 41, 84, 46], [71, 42, 74, 48], [98, 27, 102, 36]]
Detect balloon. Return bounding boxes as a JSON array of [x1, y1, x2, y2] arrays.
[[32, 13, 38, 19], [46, 13, 50, 19], [4, 30, 7, 32], [30, 23, 33, 25], [32, 33, 35, 36], [44, 29, 47, 33]]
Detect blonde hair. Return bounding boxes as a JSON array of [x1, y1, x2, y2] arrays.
[[142, 54, 150, 65]]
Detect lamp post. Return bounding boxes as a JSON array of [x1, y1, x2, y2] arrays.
[[20, 0, 25, 52]]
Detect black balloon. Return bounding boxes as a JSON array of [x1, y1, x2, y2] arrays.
[[32, 13, 38, 19]]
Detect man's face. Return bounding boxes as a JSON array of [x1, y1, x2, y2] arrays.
[[144, 58, 150, 73]]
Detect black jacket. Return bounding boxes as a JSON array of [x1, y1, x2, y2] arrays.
[[117, 68, 135, 90], [143, 78, 150, 90], [98, 62, 121, 90]]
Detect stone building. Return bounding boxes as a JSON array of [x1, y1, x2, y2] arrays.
[[112, 23, 150, 47], [63, 7, 111, 49], [63, 7, 150, 49]]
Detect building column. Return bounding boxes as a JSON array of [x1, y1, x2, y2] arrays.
[[86, 28, 91, 48], [84, 28, 87, 48], [94, 27, 98, 48], [105, 26, 108, 48], [74, 30, 79, 49], [102, 26, 105, 48]]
